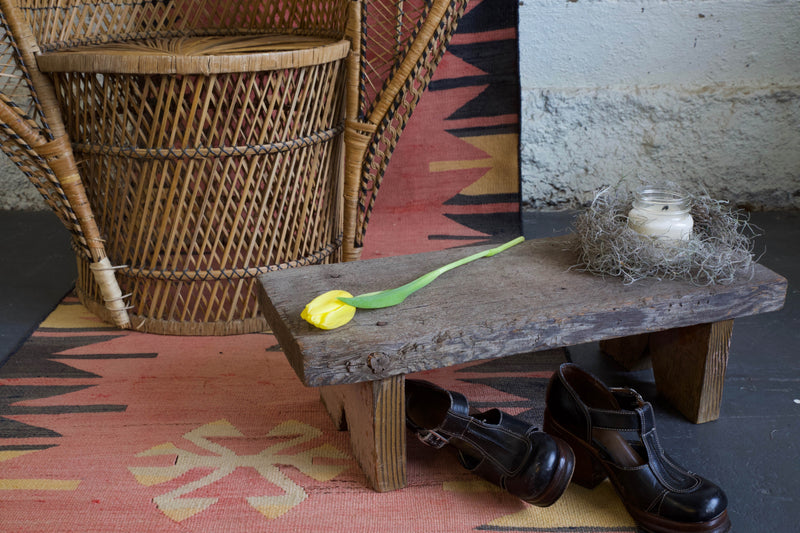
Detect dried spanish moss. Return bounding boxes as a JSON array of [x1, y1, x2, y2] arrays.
[[573, 189, 756, 285]]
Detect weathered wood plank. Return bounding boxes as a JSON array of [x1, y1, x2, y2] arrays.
[[318, 377, 406, 491], [256, 235, 787, 387], [650, 320, 734, 423], [600, 334, 652, 371]]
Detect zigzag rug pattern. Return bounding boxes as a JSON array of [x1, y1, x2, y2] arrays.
[[362, 0, 522, 259], [0, 298, 637, 532], [1, 2, 637, 529]]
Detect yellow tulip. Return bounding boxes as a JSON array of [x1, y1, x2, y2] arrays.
[[301, 238, 524, 330], [301, 290, 357, 330]]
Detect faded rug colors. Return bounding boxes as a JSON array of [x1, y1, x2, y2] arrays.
[[1, 298, 637, 532], [0, 1, 635, 530], [361, 0, 523, 259]]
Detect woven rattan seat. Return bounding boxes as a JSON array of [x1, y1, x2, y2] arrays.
[[0, 0, 468, 334], [40, 33, 349, 335], [37, 35, 350, 74]]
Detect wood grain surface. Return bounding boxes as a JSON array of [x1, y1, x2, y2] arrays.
[[257, 235, 787, 387]]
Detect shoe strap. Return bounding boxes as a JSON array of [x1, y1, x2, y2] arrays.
[[411, 389, 470, 449], [437, 409, 533, 476], [416, 429, 451, 449], [588, 388, 656, 434], [588, 390, 700, 492]]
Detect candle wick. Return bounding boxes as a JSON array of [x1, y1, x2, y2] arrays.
[[661, 205, 669, 211]]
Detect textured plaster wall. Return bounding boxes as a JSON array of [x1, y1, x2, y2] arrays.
[[519, 0, 800, 210], [2, 0, 799, 210], [0, 161, 45, 210]]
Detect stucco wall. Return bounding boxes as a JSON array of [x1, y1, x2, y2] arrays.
[[519, 0, 800, 210], [2, 0, 799, 210], [0, 160, 45, 210]]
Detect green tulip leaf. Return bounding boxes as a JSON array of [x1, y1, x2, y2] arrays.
[[338, 236, 524, 309]]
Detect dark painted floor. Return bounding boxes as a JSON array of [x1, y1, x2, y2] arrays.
[[524, 209, 800, 533], [0, 211, 76, 363], [2, 208, 798, 532]]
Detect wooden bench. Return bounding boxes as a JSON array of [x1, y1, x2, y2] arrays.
[[255, 235, 787, 492]]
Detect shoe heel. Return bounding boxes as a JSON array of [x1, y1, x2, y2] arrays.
[[543, 409, 607, 489]]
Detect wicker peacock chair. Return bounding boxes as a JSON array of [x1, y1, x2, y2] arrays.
[[0, 0, 467, 335]]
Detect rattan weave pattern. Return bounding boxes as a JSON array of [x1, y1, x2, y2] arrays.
[[19, 0, 350, 52], [54, 38, 348, 334], [37, 35, 351, 73], [0, 0, 468, 334], [342, 0, 468, 258]]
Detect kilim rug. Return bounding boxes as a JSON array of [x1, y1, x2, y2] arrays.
[[360, 0, 523, 259], [2, 1, 637, 530], [0, 298, 638, 532]]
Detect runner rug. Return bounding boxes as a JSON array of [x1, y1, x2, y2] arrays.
[[0, 298, 637, 532]]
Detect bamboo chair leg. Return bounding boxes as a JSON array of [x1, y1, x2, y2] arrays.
[[342, 0, 367, 264], [0, 107, 131, 328], [342, 125, 373, 263]]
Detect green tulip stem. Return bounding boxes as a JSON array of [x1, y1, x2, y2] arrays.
[[337, 236, 525, 309]]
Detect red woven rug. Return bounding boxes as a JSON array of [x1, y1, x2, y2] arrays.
[[2, 2, 635, 531], [360, 0, 522, 259], [1, 299, 636, 532]]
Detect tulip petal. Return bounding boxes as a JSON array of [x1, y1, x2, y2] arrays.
[[301, 290, 356, 330]]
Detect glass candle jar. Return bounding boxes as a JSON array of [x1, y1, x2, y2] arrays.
[[627, 187, 694, 241]]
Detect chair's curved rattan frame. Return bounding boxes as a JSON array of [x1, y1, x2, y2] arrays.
[[0, 0, 468, 332], [342, 0, 469, 261], [0, 1, 130, 328]]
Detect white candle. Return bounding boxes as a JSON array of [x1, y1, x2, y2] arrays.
[[627, 187, 693, 241]]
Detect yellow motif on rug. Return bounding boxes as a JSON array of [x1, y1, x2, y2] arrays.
[[0, 449, 81, 491], [430, 133, 520, 198], [445, 478, 637, 530], [128, 419, 352, 522]]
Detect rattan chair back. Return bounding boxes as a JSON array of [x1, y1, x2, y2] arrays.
[[0, 0, 468, 334], [343, 0, 468, 260]]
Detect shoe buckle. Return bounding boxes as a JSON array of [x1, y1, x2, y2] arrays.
[[416, 429, 450, 449]]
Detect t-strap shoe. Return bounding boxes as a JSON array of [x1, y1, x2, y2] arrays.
[[544, 363, 731, 533], [406, 379, 574, 507]]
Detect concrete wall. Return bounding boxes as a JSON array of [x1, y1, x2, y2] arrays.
[[0, 160, 46, 210], [519, 0, 800, 210], [3, 0, 799, 210]]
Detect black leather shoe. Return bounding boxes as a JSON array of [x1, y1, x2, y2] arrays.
[[544, 363, 731, 533], [406, 379, 574, 507]]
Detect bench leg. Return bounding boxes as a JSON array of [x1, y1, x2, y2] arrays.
[[600, 333, 652, 371], [648, 320, 734, 424], [320, 383, 347, 430], [319, 376, 407, 492]]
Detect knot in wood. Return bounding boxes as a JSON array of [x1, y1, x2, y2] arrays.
[[366, 352, 389, 374]]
